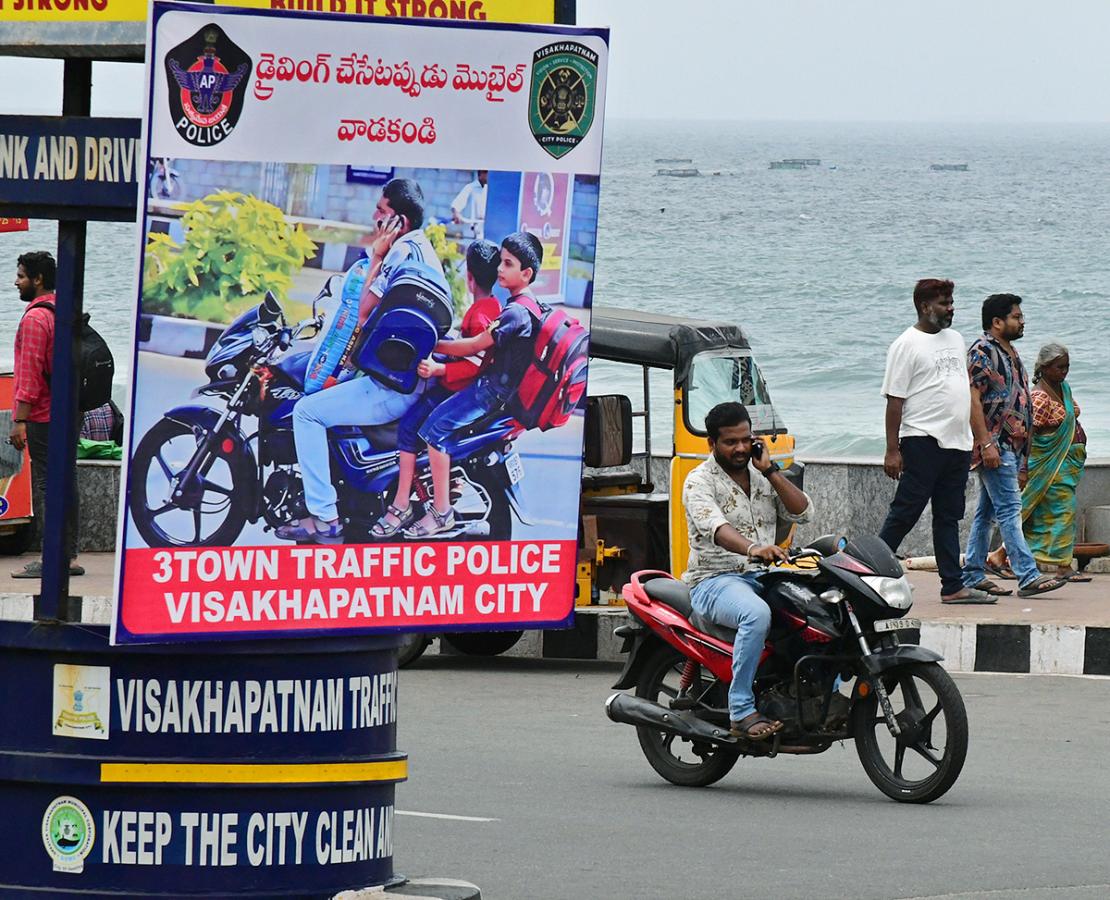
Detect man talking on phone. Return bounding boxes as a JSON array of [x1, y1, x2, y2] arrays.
[[682, 402, 814, 741], [278, 178, 445, 543]]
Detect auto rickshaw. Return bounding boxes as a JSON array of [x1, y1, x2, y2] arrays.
[[579, 305, 799, 603], [398, 305, 799, 664]]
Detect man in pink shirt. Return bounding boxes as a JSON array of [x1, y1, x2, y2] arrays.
[[9, 251, 82, 578]]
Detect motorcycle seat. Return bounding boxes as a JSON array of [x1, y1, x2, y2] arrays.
[[691, 611, 737, 644], [360, 421, 400, 450], [643, 578, 693, 618]]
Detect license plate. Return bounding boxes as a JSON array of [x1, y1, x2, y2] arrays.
[[874, 617, 921, 633], [505, 452, 524, 485]]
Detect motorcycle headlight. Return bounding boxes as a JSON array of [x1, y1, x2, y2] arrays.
[[860, 575, 914, 610], [251, 325, 271, 349]]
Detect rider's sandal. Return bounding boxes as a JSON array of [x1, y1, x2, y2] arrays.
[[275, 518, 344, 544], [370, 504, 415, 539], [403, 505, 455, 539], [729, 713, 784, 741]]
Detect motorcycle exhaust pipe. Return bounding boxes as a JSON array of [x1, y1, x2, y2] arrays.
[[605, 692, 736, 744]]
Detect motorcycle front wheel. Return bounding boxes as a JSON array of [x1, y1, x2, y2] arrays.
[[129, 418, 249, 548], [852, 661, 968, 804], [442, 630, 523, 656], [635, 644, 740, 788]]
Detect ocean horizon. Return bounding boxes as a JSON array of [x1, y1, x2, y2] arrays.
[[3, 119, 1107, 458]]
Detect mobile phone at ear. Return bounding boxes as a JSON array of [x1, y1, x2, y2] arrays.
[[752, 439, 765, 457]]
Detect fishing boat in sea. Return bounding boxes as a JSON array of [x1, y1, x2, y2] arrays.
[[770, 160, 807, 170], [655, 168, 700, 177], [929, 163, 969, 171], [654, 157, 693, 163], [783, 158, 821, 166]]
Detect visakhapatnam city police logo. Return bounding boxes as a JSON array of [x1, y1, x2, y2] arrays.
[[528, 41, 598, 159], [165, 24, 252, 148], [41, 796, 95, 874]]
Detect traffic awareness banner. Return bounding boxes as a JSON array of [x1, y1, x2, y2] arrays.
[[113, 1, 607, 644]]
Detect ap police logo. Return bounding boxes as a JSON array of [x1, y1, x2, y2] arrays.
[[165, 24, 251, 148], [528, 41, 598, 159]]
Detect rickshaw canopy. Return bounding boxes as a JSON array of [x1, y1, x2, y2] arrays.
[[589, 306, 752, 387]]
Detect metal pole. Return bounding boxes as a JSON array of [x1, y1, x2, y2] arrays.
[[36, 58, 91, 623], [554, 0, 576, 25]]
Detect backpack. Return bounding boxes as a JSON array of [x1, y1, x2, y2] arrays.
[[32, 301, 116, 412], [352, 260, 453, 394], [509, 295, 590, 431]]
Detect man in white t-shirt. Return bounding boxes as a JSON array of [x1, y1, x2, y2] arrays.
[[879, 278, 993, 603], [450, 170, 487, 238]]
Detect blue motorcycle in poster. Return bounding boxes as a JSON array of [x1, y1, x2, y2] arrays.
[[127, 277, 525, 548]]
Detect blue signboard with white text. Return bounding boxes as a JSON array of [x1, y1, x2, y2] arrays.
[[0, 115, 142, 221]]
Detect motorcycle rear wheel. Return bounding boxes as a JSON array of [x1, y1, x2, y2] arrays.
[[397, 633, 431, 667], [635, 645, 740, 787], [852, 662, 968, 804], [455, 464, 512, 541]]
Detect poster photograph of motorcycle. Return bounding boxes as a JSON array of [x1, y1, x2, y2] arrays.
[[129, 163, 592, 555]]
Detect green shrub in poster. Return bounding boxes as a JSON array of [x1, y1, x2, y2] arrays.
[[143, 191, 317, 323]]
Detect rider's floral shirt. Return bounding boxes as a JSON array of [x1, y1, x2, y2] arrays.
[[681, 454, 813, 586]]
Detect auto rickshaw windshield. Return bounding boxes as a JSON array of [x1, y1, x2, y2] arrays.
[[685, 350, 786, 436]]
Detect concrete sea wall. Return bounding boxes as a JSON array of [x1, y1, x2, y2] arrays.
[[37, 457, 1110, 556]]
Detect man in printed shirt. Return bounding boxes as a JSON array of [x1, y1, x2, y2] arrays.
[[682, 402, 813, 740], [9, 251, 83, 578], [962, 294, 1064, 598]]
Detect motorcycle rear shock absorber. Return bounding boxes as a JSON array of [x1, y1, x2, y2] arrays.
[[671, 661, 701, 711]]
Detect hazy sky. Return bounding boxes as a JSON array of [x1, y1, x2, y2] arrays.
[[3, 0, 1110, 122]]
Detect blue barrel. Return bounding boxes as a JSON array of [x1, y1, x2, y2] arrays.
[[0, 620, 406, 896]]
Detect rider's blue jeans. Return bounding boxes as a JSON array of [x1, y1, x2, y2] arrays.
[[293, 376, 419, 521], [962, 445, 1041, 589], [689, 572, 770, 722]]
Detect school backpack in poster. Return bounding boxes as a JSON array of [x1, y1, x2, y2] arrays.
[[510, 295, 589, 431]]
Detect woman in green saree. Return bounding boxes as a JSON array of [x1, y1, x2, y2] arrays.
[[1022, 342, 1088, 581]]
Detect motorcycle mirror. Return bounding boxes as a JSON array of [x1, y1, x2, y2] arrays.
[[313, 275, 339, 317], [260, 291, 283, 326]]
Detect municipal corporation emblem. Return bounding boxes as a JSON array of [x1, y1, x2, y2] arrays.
[[528, 41, 598, 159], [165, 24, 252, 148], [41, 796, 95, 874]]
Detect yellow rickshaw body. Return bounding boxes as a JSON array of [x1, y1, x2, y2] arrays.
[[586, 308, 797, 589]]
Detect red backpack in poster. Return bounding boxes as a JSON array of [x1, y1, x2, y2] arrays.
[[509, 295, 589, 432]]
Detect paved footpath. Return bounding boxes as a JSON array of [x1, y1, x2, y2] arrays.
[[5, 553, 1108, 675]]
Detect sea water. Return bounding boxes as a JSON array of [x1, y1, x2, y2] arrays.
[[3, 120, 1107, 456]]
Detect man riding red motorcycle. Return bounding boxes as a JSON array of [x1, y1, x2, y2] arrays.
[[607, 403, 969, 803], [682, 401, 814, 740]]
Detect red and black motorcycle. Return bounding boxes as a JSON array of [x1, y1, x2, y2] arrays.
[[606, 534, 968, 804]]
